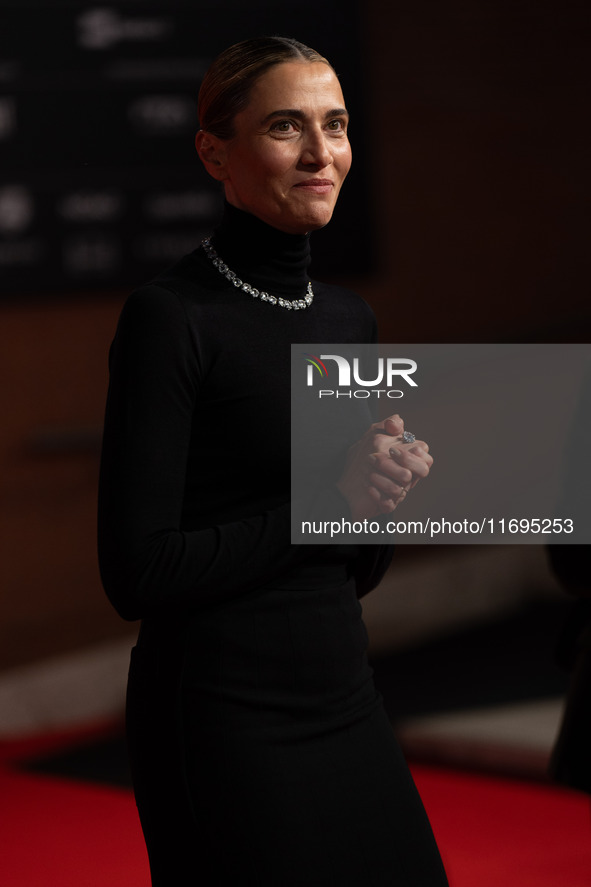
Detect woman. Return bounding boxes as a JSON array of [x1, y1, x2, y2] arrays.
[[98, 36, 447, 886]]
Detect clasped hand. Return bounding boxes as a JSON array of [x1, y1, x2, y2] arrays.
[[336, 414, 432, 521]]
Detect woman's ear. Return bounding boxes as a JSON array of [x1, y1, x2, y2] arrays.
[[195, 130, 228, 181]]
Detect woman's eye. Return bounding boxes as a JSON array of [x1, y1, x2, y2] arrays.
[[271, 120, 296, 133]]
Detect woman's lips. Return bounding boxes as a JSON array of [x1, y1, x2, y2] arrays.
[[293, 179, 334, 194]]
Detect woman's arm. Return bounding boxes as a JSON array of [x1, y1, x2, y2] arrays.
[[98, 286, 372, 620]]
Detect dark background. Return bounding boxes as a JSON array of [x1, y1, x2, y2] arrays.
[[0, 0, 371, 293]]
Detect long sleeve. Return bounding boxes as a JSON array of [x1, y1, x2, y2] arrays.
[[98, 285, 325, 621]]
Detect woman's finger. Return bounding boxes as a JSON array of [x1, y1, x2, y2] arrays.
[[369, 470, 409, 500], [371, 453, 413, 486], [389, 444, 433, 476], [382, 414, 404, 437]]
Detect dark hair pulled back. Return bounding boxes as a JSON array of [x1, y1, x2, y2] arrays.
[[197, 36, 331, 140]]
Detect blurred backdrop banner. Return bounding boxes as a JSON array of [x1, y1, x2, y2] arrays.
[[0, 0, 369, 296]]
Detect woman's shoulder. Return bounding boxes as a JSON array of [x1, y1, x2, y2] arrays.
[[110, 265, 206, 382], [119, 248, 221, 326], [113, 248, 232, 376], [118, 283, 189, 344], [113, 259, 203, 358], [314, 279, 375, 313], [126, 249, 206, 301], [312, 279, 378, 339]]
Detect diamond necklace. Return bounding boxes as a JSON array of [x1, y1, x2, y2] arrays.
[[201, 237, 314, 310]]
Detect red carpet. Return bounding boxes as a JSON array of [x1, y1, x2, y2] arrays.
[[0, 767, 149, 886], [1, 736, 590, 886], [412, 765, 591, 887]]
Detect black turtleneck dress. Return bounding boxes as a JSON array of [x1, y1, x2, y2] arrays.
[[98, 204, 448, 886]]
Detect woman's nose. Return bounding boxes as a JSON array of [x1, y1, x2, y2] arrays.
[[300, 129, 333, 168]]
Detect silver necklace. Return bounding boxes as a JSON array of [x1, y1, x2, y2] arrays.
[[201, 237, 314, 310]]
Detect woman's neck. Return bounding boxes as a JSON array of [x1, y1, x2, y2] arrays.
[[211, 202, 312, 298]]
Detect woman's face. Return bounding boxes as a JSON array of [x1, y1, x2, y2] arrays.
[[199, 61, 352, 235]]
